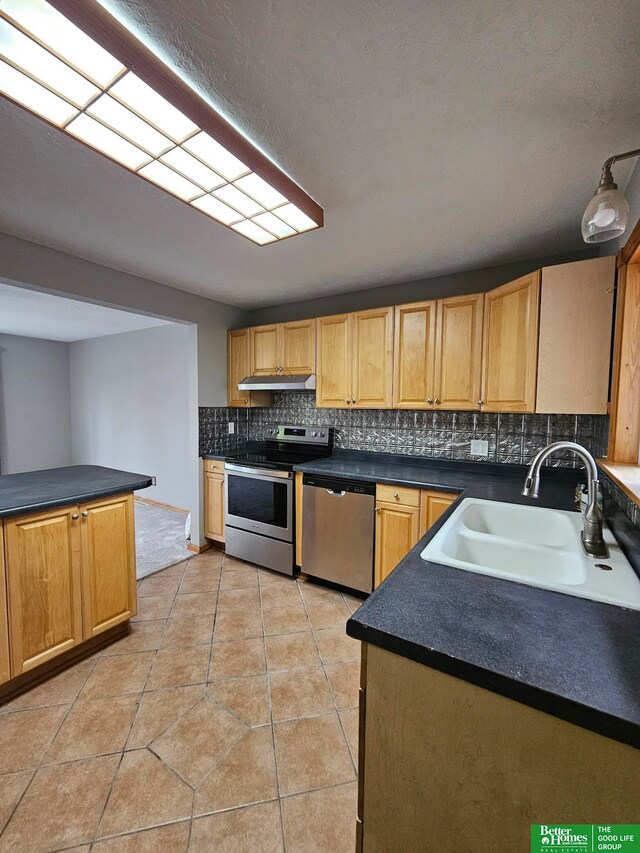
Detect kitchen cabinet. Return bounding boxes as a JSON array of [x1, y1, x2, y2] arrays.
[[481, 271, 541, 412], [393, 300, 437, 409], [227, 328, 271, 408], [0, 524, 10, 684], [434, 294, 484, 410], [204, 459, 225, 543], [374, 485, 420, 588], [419, 489, 459, 535], [5, 505, 84, 674], [317, 308, 393, 408], [249, 319, 316, 376], [80, 494, 136, 639]]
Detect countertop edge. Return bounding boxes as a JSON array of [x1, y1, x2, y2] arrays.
[[0, 476, 154, 519]]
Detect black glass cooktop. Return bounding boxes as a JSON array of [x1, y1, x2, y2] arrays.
[[225, 449, 327, 471]]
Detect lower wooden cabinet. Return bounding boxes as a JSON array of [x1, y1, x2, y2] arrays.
[[420, 489, 459, 536], [80, 494, 136, 639], [0, 524, 11, 685], [204, 459, 225, 542], [5, 505, 84, 674]]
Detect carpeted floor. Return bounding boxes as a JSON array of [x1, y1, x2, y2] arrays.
[[134, 501, 192, 579]]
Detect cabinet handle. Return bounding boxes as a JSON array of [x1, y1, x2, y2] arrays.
[[71, 513, 79, 520], [81, 511, 89, 518]]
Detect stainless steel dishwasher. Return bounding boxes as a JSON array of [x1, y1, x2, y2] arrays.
[[302, 474, 375, 594]]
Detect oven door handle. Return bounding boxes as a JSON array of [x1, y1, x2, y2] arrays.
[[224, 463, 292, 480]]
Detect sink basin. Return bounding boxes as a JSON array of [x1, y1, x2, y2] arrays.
[[421, 498, 640, 610]]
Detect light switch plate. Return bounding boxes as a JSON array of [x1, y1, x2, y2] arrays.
[[470, 439, 488, 456], [228, 422, 235, 435]]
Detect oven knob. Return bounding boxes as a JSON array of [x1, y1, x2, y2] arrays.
[[311, 431, 317, 437], [320, 431, 326, 437]]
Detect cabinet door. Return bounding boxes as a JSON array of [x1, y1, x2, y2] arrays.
[[374, 502, 419, 588], [434, 294, 483, 410], [352, 307, 394, 408], [0, 524, 10, 684], [228, 328, 251, 407], [5, 507, 83, 674], [204, 472, 225, 542], [481, 272, 541, 412], [419, 490, 459, 536], [80, 494, 136, 639], [393, 301, 437, 409], [281, 319, 316, 374], [316, 314, 352, 408], [250, 324, 279, 375]]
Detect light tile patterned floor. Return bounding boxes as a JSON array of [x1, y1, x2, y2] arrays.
[[0, 552, 363, 852]]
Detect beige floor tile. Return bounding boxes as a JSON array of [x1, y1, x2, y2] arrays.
[[0, 659, 95, 713], [274, 713, 355, 796], [137, 574, 181, 598], [101, 620, 166, 655], [0, 705, 69, 774], [188, 551, 223, 571], [79, 652, 155, 700], [0, 754, 119, 852], [342, 593, 365, 615], [91, 821, 190, 852], [213, 606, 263, 641], [260, 583, 302, 610], [298, 581, 343, 605], [0, 770, 32, 833], [45, 694, 140, 763], [151, 698, 246, 787], [281, 781, 358, 853], [178, 570, 220, 594], [160, 614, 215, 649], [269, 667, 334, 721], [209, 637, 265, 679], [145, 645, 210, 690], [194, 726, 277, 815], [207, 675, 271, 727], [220, 567, 259, 590], [127, 685, 205, 749], [222, 555, 256, 571], [305, 599, 351, 631], [217, 587, 261, 610], [170, 592, 217, 618], [258, 568, 294, 586], [131, 595, 175, 622], [324, 659, 361, 709], [314, 627, 360, 664], [190, 800, 283, 853], [262, 602, 310, 636], [339, 708, 359, 763], [265, 632, 321, 671], [97, 749, 193, 838]]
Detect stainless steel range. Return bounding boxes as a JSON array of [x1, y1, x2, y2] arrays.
[[224, 425, 333, 575]]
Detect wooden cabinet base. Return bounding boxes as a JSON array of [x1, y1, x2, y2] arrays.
[[0, 621, 130, 707]]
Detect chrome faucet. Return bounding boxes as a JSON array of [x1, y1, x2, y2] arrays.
[[522, 441, 608, 559]]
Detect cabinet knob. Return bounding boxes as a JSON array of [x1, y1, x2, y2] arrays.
[[478, 400, 484, 407], [434, 398, 441, 405], [71, 513, 79, 520], [351, 398, 356, 404], [426, 398, 434, 404], [393, 492, 399, 499], [345, 399, 351, 405], [81, 511, 89, 518], [375, 506, 381, 513]]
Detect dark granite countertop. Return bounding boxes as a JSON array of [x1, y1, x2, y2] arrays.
[[0, 465, 154, 519], [294, 451, 640, 749]]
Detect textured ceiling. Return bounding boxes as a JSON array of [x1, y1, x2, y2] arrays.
[[0, 0, 639, 308]]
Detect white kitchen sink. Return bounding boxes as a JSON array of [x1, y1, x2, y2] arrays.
[[421, 498, 640, 610]]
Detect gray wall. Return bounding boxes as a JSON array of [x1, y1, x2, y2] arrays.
[[0, 231, 248, 407], [70, 323, 199, 532], [246, 249, 597, 325], [0, 333, 72, 474], [601, 159, 640, 257]]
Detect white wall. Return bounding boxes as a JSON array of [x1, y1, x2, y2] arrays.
[[70, 323, 199, 531], [0, 333, 72, 474]]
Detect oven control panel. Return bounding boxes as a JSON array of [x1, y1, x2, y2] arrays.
[[265, 425, 332, 446]]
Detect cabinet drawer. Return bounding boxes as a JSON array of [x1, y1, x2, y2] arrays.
[[204, 459, 225, 475], [375, 484, 420, 507]]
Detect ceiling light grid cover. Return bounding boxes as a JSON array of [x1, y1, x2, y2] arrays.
[[0, 0, 323, 244]]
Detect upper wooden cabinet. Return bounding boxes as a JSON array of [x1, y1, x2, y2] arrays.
[[227, 327, 271, 408], [317, 308, 393, 408], [481, 271, 541, 412], [434, 294, 484, 410], [0, 524, 10, 685], [5, 506, 83, 674], [536, 256, 614, 415], [249, 319, 316, 375], [393, 300, 437, 409], [80, 494, 136, 639]]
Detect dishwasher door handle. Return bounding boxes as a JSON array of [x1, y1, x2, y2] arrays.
[[326, 489, 346, 496]]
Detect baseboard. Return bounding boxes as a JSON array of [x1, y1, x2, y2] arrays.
[[188, 541, 212, 554], [135, 496, 189, 515]]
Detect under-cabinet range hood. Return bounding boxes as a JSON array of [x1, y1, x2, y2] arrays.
[[237, 374, 316, 391]]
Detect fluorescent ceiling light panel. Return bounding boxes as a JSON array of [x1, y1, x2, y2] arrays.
[[88, 94, 171, 156], [2, 0, 124, 86], [0, 58, 78, 124], [0, 0, 323, 245], [191, 194, 244, 225], [233, 173, 287, 209], [213, 184, 265, 217], [67, 113, 150, 169], [183, 132, 249, 182]]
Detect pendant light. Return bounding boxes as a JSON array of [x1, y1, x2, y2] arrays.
[[582, 148, 640, 243]]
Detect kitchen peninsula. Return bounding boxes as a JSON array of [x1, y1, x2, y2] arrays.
[[0, 465, 153, 702]]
